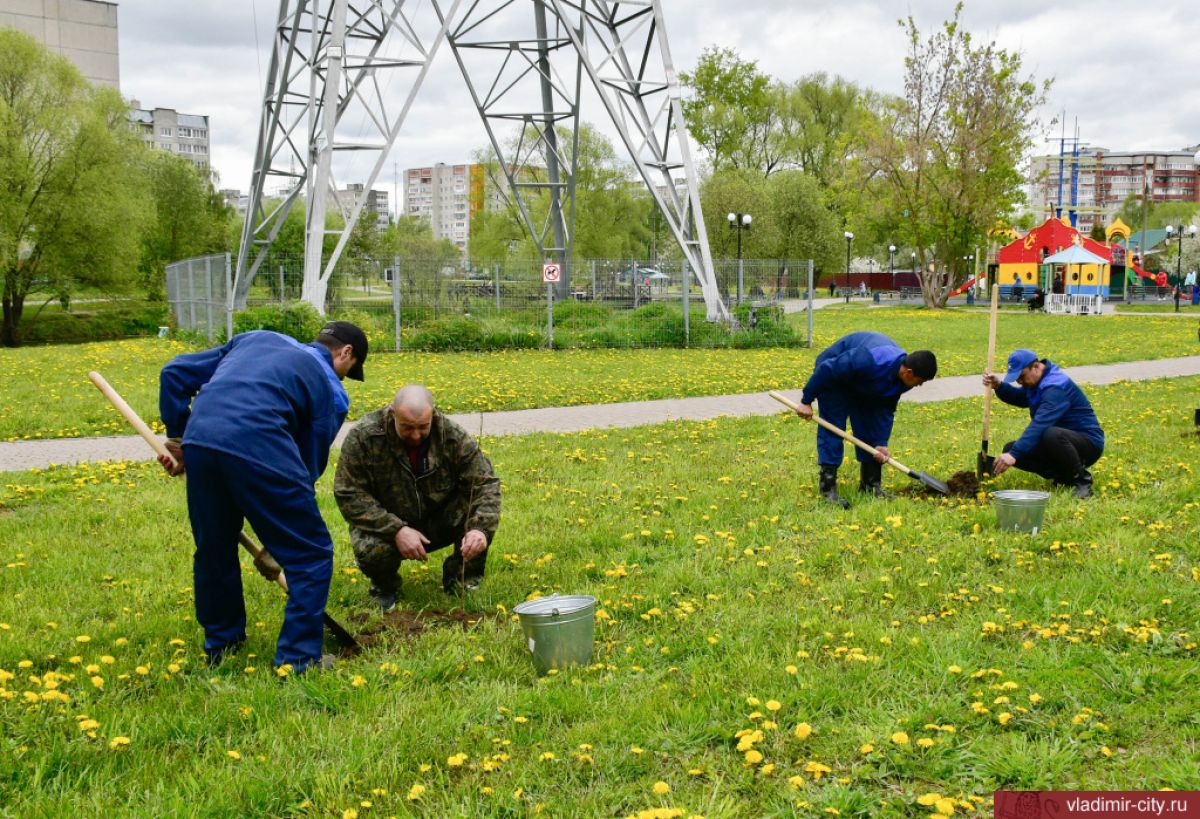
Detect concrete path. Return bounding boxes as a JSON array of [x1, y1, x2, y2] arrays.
[[3, 355, 1198, 473]]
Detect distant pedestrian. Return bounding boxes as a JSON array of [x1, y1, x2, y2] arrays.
[[828, 280, 836, 298], [1174, 283, 1182, 312], [1156, 271, 1168, 299]]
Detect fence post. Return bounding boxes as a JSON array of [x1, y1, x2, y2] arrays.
[[225, 253, 233, 341], [392, 255, 402, 352], [203, 258, 215, 343], [279, 265, 285, 305], [806, 259, 814, 348], [546, 281, 554, 349], [591, 259, 597, 300], [633, 260, 639, 309], [494, 264, 500, 310], [187, 259, 197, 336], [682, 258, 690, 346]]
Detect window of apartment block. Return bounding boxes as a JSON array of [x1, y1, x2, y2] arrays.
[[160, 127, 172, 137]]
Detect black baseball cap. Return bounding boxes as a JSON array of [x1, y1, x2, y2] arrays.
[[318, 321, 368, 381]]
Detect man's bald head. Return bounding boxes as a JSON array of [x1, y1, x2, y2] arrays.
[[392, 384, 434, 413], [390, 384, 434, 446]]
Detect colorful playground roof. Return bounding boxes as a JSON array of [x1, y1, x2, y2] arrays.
[[996, 218, 1112, 265]]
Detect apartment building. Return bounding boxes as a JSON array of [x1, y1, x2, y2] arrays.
[[129, 102, 211, 173], [403, 163, 486, 252], [0, 0, 119, 88], [335, 183, 389, 231], [1025, 145, 1200, 235]]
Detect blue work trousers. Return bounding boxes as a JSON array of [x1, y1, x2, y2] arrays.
[[815, 391, 892, 467], [183, 445, 333, 670]]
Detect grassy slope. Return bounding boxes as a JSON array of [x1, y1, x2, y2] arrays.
[[2, 309, 1198, 441], [1, 377, 1197, 816]]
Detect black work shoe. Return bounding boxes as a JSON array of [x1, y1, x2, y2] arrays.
[[205, 638, 246, 667], [369, 587, 398, 612], [1072, 471, 1093, 499], [819, 465, 851, 509]]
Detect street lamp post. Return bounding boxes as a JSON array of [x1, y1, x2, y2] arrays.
[[888, 245, 897, 291], [728, 212, 752, 304], [1165, 223, 1197, 311], [844, 231, 854, 302]]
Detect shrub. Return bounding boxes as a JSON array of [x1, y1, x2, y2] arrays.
[[232, 303, 325, 342], [17, 301, 169, 345]]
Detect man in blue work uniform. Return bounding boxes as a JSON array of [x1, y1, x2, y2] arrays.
[[794, 331, 938, 508], [983, 349, 1103, 499], [158, 321, 368, 672]]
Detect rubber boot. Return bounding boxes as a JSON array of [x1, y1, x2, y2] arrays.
[[819, 465, 850, 509], [1071, 469, 1093, 499], [859, 460, 894, 499]]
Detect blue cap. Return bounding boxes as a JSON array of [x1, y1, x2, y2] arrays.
[[1003, 349, 1039, 382]]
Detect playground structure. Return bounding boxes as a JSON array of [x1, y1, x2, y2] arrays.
[[233, 0, 729, 322]]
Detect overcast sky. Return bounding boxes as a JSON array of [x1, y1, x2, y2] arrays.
[[116, 0, 1200, 201]]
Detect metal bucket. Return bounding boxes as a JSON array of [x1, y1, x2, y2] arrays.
[[513, 594, 596, 675], [993, 489, 1050, 534]]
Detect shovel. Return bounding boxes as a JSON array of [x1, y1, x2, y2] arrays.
[[978, 283, 1000, 478], [768, 391, 949, 496], [87, 370, 360, 652]]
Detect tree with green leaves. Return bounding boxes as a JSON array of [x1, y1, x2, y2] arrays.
[[701, 168, 842, 295], [139, 152, 233, 300], [0, 29, 150, 345], [468, 123, 651, 266], [860, 3, 1049, 307], [680, 47, 776, 174]]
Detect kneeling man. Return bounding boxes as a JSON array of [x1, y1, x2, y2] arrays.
[[334, 385, 501, 609], [984, 349, 1104, 498]]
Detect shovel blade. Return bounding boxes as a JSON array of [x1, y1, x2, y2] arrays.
[[323, 613, 361, 652], [977, 451, 996, 479], [911, 470, 950, 496]]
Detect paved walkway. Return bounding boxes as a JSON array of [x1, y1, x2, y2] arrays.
[[2, 355, 1198, 472]]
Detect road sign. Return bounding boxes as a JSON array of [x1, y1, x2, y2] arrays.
[[542, 263, 560, 283]]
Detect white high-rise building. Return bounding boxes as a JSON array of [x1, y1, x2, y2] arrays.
[[0, 0, 119, 88], [404, 163, 486, 252]]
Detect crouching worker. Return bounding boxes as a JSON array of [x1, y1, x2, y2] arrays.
[[794, 331, 938, 508], [334, 385, 501, 610], [983, 349, 1104, 498], [158, 321, 369, 672]]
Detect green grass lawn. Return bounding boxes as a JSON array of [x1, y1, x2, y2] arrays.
[[1, 376, 1198, 815], [2, 309, 1198, 442], [1115, 303, 1200, 314]]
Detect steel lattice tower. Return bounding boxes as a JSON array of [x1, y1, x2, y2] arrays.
[[236, 0, 728, 321]]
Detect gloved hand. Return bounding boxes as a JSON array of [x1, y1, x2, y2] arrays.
[[253, 548, 283, 582]]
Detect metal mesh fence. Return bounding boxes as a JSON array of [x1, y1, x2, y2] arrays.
[[234, 255, 816, 350], [165, 253, 232, 342]]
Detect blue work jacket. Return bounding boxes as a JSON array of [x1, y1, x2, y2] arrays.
[[801, 331, 912, 408], [159, 331, 348, 485], [995, 360, 1104, 459]]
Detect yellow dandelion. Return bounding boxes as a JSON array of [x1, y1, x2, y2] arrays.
[[891, 731, 910, 745], [109, 736, 130, 749], [407, 783, 425, 801], [652, 781, 671, 795], [227, 750, 241, 760], [765, 699, 781, 712], [794, 722, 812, 740]]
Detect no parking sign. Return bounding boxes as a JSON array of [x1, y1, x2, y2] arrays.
[[542, 263, 560, 283]]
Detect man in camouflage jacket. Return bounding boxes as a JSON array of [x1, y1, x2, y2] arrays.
[[334, 385, 501, 608]]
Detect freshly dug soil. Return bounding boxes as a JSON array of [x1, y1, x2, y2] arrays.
[[946, 471, 981, 496], [337, 608, 504, 653]]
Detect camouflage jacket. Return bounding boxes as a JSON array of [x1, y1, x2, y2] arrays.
[[333, 407, 501, 545]]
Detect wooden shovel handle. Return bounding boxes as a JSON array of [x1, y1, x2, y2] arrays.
[[982, 284, 999, 441], [88, 370, 288, 593], [767, 391, 915, 476], [88, 371, 175, 465]]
